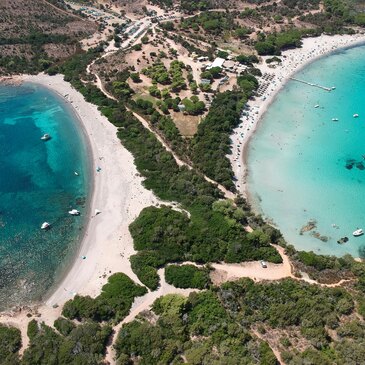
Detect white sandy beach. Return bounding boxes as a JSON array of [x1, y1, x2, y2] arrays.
[[0, 73, 159, 348], [229, 33, 365, 197], [1, 33, 365, 359]]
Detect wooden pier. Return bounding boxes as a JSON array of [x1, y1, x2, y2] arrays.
[[290, 77, 333, 92]]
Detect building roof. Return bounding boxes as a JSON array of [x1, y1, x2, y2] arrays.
[[223, 60, 236, 69], [207, 57, 225, 69]]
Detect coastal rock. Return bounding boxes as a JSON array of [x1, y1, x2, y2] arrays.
[[310, 231, 329, 242], [300, 219, 317, 235]]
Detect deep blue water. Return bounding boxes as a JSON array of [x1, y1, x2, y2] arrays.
[[0, 83, 90, 309], [247, 44, 365, 258]]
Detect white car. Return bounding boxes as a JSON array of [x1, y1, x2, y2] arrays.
[[260, 260, 267, 268]]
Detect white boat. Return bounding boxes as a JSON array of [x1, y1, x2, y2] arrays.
[[332, 86, 336, 90], [314, 104, 319, 108], [68, 209, 80, 216], [41, 134, 51, 141], [353, 228, 363, 237], [353, 113, 359, 118], [41, 222, 50, 230], [74, 172, 79, 176], [95, 209, 101, 216], [332, 118, 339, 122]]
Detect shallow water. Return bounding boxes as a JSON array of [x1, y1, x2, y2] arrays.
[[0, 83, 90, 309], [247, 44, 365, 258]]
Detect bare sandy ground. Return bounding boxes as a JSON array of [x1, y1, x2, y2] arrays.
[[229, 33, 365, 196], [211, 245, 293, 285]]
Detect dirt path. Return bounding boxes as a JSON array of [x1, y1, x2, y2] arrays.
[[252, 328, 285, 365], [43, 0, 85, 21], [104, 268, 198, 364], [211, 245, 294, 285]]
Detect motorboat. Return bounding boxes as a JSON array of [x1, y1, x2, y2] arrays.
[[353, 228, 363, 237], [68, 209, 80, 216], [95, 209, 101, 216], [41, 222, 50, 230], [41, 134, 51, 141], [353, 114, 359, 118], [332, 118, 339, 122], [314, 104, 319, 108]]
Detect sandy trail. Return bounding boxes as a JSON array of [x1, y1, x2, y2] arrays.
[[104, 268, 198, 364]]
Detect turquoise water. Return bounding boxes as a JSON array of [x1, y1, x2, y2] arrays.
[[247, 44, 365, 258], [0, 82, 90, 309]]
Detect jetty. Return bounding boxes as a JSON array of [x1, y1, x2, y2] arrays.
[[290, 77, 333, 92]]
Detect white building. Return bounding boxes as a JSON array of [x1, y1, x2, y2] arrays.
[[206, 57, 225, 70]]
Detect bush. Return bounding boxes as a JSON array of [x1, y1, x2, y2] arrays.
[[0, 324, 21, 363], [165, 264, 211, 289], [62, 273, 147, 322]]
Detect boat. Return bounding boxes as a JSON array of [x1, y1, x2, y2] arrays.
[[95, 209, 101, 216], [332, 86, 336, 90], [41, 222, 50, 230], [68, 209, 80, 216], [353, 228, 363, 237], [41, 134, 51, 141], [314, 104, 319, 108], [353, 113, 359, 118], [74, 172, 79, 176], [332, 118, 339, 122]]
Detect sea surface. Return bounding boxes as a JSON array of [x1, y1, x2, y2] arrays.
[[0, 82, 90, 310], [247, 44, 365, 258]]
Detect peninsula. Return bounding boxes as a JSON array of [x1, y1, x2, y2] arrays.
[[1, 1, 365, 364]]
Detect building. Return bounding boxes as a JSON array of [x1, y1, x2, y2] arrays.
[[206, 57, 225, 70]]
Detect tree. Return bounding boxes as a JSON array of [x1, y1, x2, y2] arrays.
[[130, 72, 142, 83]]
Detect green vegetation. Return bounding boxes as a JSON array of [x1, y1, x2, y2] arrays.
[[181, 96, 205, 115], [62, 273, 147, 322], [165, 264, 211, 289], [181, 11, 236, 35], [22, 320, 111, 365], [129, 204, 281, 288], [191, 91, 246, 190], [200, 66, 222, 80], [130, 72, 142, 83], [142, 60, 186, 92], [255, 29, 305, 55], [0, 324, 21, 364], [237, 73, 259, 95], [236, 54, 259, 65], [115, 291, 277, 364]]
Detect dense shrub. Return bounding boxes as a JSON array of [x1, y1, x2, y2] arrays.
[[62, 273, 147, 322], [165, 264, 211, 289]]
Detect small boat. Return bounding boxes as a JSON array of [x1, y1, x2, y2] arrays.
[[353, 228, 363, 237], [95, 209, 101, 216], [68, 209, 80, 216], [353, 114, 359, 118], [332, 118, 339, 122], [74, 172, 79, 176], [314, 104, 319, 108], [332, 86, 336, 90], [41, 222, 50, 230], [41, 134, 51, 141]]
